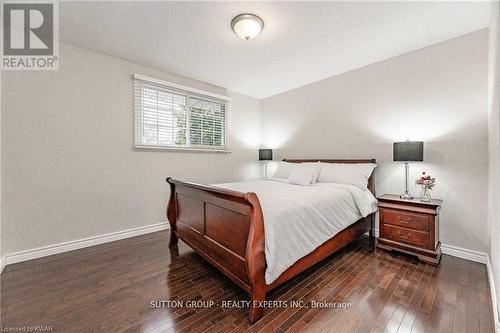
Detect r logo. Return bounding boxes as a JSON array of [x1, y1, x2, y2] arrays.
[[3, 3, 54, 56]]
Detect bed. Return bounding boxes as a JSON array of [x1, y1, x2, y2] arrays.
[[166, 159, 377, 323]]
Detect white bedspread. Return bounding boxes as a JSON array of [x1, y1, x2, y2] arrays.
[[213, 179, 378, 284]]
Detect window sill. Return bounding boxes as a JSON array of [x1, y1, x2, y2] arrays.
[[134, 145, 232, 154]]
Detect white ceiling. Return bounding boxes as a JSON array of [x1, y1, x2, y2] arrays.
[[60, 1, 490, 99]]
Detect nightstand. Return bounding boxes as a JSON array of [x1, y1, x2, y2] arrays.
[[376, 194, 442, 265]]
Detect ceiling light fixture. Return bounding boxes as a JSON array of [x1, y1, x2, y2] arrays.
[[231, 13, 264, 41]]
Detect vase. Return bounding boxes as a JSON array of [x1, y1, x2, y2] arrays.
[[420, 187, 432, 202]]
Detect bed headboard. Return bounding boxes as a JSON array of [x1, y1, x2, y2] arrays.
[[282, 159, 376, 196]]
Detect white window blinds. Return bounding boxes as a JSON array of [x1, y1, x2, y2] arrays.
[[133, 75, 231, 151]]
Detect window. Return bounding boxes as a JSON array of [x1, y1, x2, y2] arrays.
[[133, 74, 231, 152]]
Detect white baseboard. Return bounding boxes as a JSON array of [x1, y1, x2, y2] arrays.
[[440, 243, 488, 264], [487, 255, 500, 333], [0, 256, 5, 274], [3, 222, 170, 268]]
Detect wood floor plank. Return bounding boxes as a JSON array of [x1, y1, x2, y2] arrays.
[[0, 232, 495, 333], [254, 247, 374, 332], [241, 244, 369, 332], [286, 248, 380, 332]]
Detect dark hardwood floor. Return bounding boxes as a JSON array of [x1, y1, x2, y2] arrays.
[[1, 231, 494, 333]]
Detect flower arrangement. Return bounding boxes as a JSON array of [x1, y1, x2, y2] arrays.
[[415, 172, 435, 189], [415, 172, 435, 202]]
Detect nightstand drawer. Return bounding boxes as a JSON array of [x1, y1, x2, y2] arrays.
[[381, 209, 429, 232], [381, 224, 428, 248]]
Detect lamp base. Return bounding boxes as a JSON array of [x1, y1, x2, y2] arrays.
[[400, 193, 414, 200]]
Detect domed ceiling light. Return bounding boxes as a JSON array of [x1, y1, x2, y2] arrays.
[[231, 13, 264, 40]]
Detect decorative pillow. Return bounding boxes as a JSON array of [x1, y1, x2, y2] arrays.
[[302, 161, 321, 184], [288, 168, 317, 186], [317, 163, 377, 190]]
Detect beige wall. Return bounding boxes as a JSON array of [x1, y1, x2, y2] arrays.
[[488, 1, 500, 323], [262, 30, 489, 253], [1, 43, 262, 255]]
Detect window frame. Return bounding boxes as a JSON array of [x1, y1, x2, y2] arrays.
[[133, 74, 232, 153]]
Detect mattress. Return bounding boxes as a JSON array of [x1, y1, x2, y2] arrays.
[[213, 179, 378, 284]]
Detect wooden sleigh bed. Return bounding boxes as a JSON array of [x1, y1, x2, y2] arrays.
[[166, 159, 376, 323]]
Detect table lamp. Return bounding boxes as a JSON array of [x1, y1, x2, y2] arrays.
[[393, 141, 424, 199], [259, 149, 273, 179]]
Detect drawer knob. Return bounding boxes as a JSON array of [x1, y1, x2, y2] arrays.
[[398, 231, 412, 239]]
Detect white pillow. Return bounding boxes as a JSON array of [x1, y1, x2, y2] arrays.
[[288, 168, 316, 186], [317, 163, 377, 190], [302, 161, 321, 184], [274, 161, 321, 184], [273, 162, 296, 179]]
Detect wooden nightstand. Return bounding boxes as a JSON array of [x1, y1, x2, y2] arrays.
[[377, 194, 442, 265]]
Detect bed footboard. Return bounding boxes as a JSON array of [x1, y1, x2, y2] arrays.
[[166, 178, 266, 323]]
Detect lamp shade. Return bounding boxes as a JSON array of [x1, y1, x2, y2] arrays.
[[393, 141, 424, 162], [259, 149, 273, 161]]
